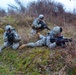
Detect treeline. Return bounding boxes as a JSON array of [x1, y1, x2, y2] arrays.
[[0, 0, 76, 26]]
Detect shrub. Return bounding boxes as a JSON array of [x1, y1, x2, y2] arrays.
[[0, 28, 4, 34]]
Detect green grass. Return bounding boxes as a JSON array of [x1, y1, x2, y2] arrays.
[[0, 34, 3, 46], [68, 67, 76, 75], [0, 20, 76, 75]]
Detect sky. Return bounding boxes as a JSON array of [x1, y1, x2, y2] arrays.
[[0, 0, 76, 12], [54, 0, 76, 12]]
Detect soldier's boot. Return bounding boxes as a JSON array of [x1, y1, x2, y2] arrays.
[[19, 44, 26, 49]]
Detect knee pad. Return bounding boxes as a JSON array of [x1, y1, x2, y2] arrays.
[[12, 43, 19, 50]]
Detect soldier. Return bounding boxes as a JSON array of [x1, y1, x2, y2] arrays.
[[19, 26, 71, 49], [46, 26, 63, 48], [0, 25, 21, 52], [30, 14, 50, 36]]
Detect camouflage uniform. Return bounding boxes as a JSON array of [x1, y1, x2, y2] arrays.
[[26, 26, 62, 48], [0, 25, 21, 52], [26, 34, 46, 47], [30, 14, 45, 36], [46, 26, 63, 48]]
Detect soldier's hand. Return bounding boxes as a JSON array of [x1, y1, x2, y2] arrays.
[[69, 38, 72, 42]]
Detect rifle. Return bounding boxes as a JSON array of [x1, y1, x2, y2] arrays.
[[38, 21, 50, 30], [50, 36, 72, 47], [6, 28, 15, 44]]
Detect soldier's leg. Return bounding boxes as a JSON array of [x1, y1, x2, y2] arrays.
[[48, 42, 57, 48], [19, 43, 36, 49], [0, 42, 10, 52], [12, 42, 20, 50], [30, 29, 37, 36], [19, 37, 46, 49]]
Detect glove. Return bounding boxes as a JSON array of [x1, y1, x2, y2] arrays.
[[37, 24, 42, 28]]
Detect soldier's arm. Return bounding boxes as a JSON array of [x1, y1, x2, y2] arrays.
[[46, 36, 56, 48], [33, 19, 42, 28], [3, 32, 8, 42], [41, 21, 50, 30], [13, 30, 21, 41]]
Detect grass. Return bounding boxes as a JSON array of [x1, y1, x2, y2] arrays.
[[0, 16, 76, 75], [0, 34, 3, 47]]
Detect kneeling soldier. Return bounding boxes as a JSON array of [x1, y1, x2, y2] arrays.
[[30, 14, 50, 36], [0, 25, 21, 52]]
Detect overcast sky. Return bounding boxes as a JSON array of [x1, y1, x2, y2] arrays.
[[54, 0, 76, 12], [0, 0, 76, 12]]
